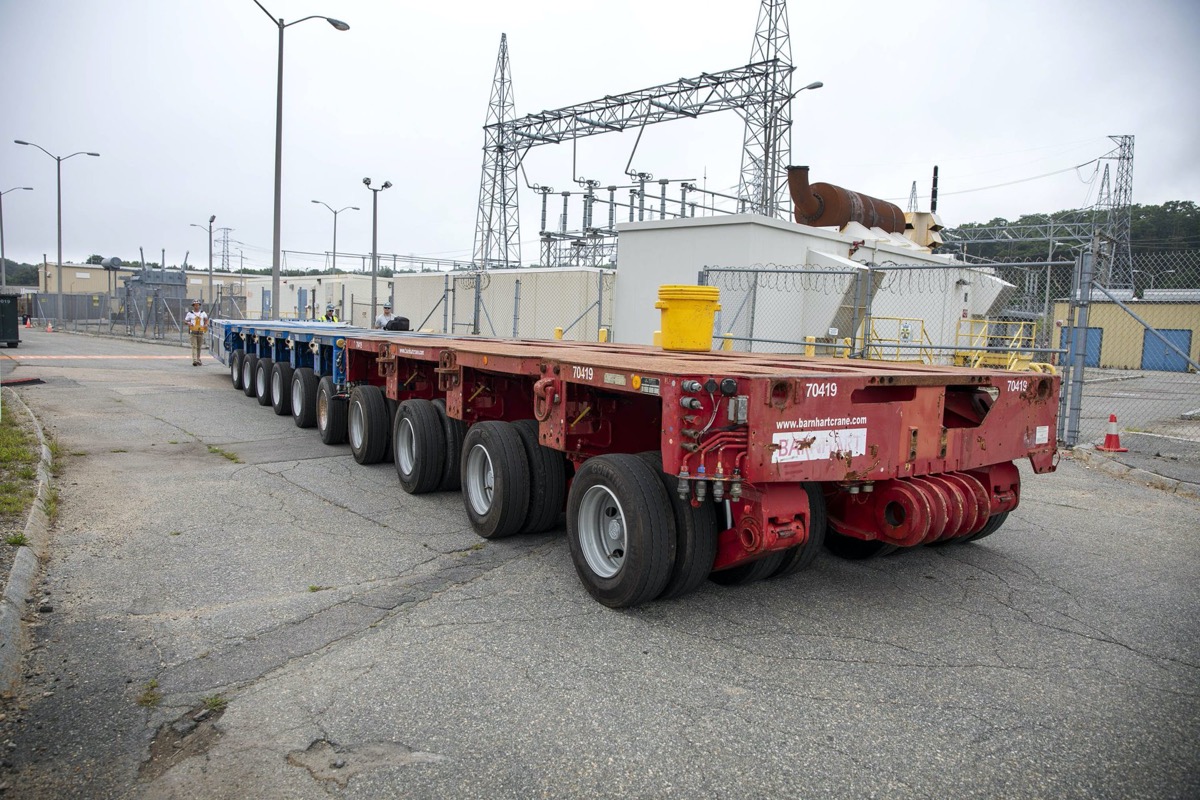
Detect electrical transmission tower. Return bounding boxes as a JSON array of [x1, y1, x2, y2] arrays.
[[470, 1, 797, 269], [736, 0, 794, 218], [473, 33, 521, 269], [1093, 134, 1134, 288], [216, 227, 233, 271], [907, 181, 919, 213]]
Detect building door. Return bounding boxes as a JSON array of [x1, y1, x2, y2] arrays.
[[1140, 328, 1193, 372], [1060, 326, 1102, 368], [260, 290, 272, 320], [297, 288, 308, 320]]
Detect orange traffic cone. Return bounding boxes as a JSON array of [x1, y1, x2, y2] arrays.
[[24, 317, 31, 328], [45, 321, 53, 333], [1096, 414, 1128, 452]]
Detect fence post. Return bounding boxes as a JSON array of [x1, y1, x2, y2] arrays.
[[1064, 250, 1095, 447], [472, 272, 482, 335], [443, 274, 450, 334], [512, 278, 521, 338]]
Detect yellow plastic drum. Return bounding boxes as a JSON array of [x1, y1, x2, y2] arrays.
[[654, 285, 721, 351]]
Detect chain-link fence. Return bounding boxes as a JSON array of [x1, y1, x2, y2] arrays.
[[703, 251, 1200, 449], [347, 269, 616, 340]]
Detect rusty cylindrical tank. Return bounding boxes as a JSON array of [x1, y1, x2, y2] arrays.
[[787, 165, 906, 233]]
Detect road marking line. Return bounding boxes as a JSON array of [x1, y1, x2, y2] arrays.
[[0, 355, 191, 360]]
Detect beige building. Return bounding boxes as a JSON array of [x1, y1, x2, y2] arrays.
[[36, 262, 242, 304], [1053, 299, 1200, 371]]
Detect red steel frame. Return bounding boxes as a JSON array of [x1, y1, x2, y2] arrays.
[[341, 333, 1059, 572]]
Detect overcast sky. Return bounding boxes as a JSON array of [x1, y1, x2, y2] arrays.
[[1, 0, 1198, 272]]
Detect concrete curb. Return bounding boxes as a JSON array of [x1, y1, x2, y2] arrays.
[[1071, 444, 1200, 501], [0, 387, 53, 694]]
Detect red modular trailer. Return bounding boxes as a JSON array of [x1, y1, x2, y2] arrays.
[[331, 333, 1059, 607]]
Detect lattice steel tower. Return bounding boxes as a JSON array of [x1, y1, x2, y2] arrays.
[[1089, 135, 1135, 288], [736, 0, 793, 218], [473, 34, 521, 269]]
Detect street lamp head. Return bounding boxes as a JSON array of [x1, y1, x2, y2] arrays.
[[209, 214, 216, 224], [351, 206, 360, 211], [382, 181, 393, 190], [14, 140, 29, 146], [86, 152, 100, 157], [802, 81, 824, 91], [311, 199, 321, 204], [363, 177, 371, 187], [325, 17, 350, 31]]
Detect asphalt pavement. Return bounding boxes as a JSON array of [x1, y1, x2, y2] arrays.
[[1, 327, 1197, 799]]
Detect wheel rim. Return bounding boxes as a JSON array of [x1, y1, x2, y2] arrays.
[[231, 359, 238, 382], [349, 400, 365, 449], [257, 368, 268, 397], [396, 417, 416, 476], [291, 378, 303, 413], [577, 484, 626, 578], [464, 443, 494, 516], [317, 389, 328, 430], [271, 370, 282, 403], [242, 361, 253, 387]]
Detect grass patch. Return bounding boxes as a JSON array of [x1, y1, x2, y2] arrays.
[[168, 440, 179, 445], [207, 446, 242, 464], [136, 680, 162, 708], [47, 437, 64, 476], [202, 694, 228, 711], [5, 533, 28, 547], [169, 530, 182, 537], [308, 585, 332, 593], [45, 487, 60, 525], [110, 448, 127, 454], [0, 404, 40, 535]]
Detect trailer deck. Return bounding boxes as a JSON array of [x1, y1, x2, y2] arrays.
[[212, 319, 1059, 607]]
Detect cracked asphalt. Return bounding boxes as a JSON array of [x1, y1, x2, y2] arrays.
[[2, 329, 1198, 799]]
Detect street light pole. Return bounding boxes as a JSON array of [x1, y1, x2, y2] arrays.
[[190, 216, 216, 311], [251, 1, 349, 320], [311, 200, 359, 278], [14, 140, 99, 323], [363, 178, 392, 325], [0, 186, 33, 288]]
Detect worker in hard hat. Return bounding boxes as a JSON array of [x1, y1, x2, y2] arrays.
[[323, 304, 339, 322], [374, 303, 395, 329], [184, 300, 209, 366]]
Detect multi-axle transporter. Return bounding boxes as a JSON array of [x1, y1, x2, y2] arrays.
[[213, 320, 1059, 607]]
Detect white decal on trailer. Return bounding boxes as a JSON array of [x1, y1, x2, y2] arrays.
[[772, 428, 868, 463]]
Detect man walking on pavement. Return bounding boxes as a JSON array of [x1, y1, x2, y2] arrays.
[[185, 300, 209, 366]]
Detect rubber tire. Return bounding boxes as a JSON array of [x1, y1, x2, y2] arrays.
[[567, 454, 674, 608], [513, 419, 566, 534], [270, 362, 294, 416], [636, 452, 718, 600], [710, 551, 786, 586], [317, 376, 348, 445], [393, 399, 446, 494], [291, 368, 318, 428], [770, 482, 828, 579], [230, 351, 245, 390], [962, 510, 1010, 543], [5, 342, 16, 349], [823, 531, 898, 560], [254, 358, 274, 406], [432, 399, 467, 492], [349, 386, 389, 465], [461, 422, 530, 539], [241, 353, 258, 397]]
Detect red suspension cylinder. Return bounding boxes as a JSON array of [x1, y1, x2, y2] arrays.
[[826, 463, 1020, 547]]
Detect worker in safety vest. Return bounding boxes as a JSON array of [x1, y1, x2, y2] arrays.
[[184, 300, 209, 366], [323, 304, 339, 322]]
